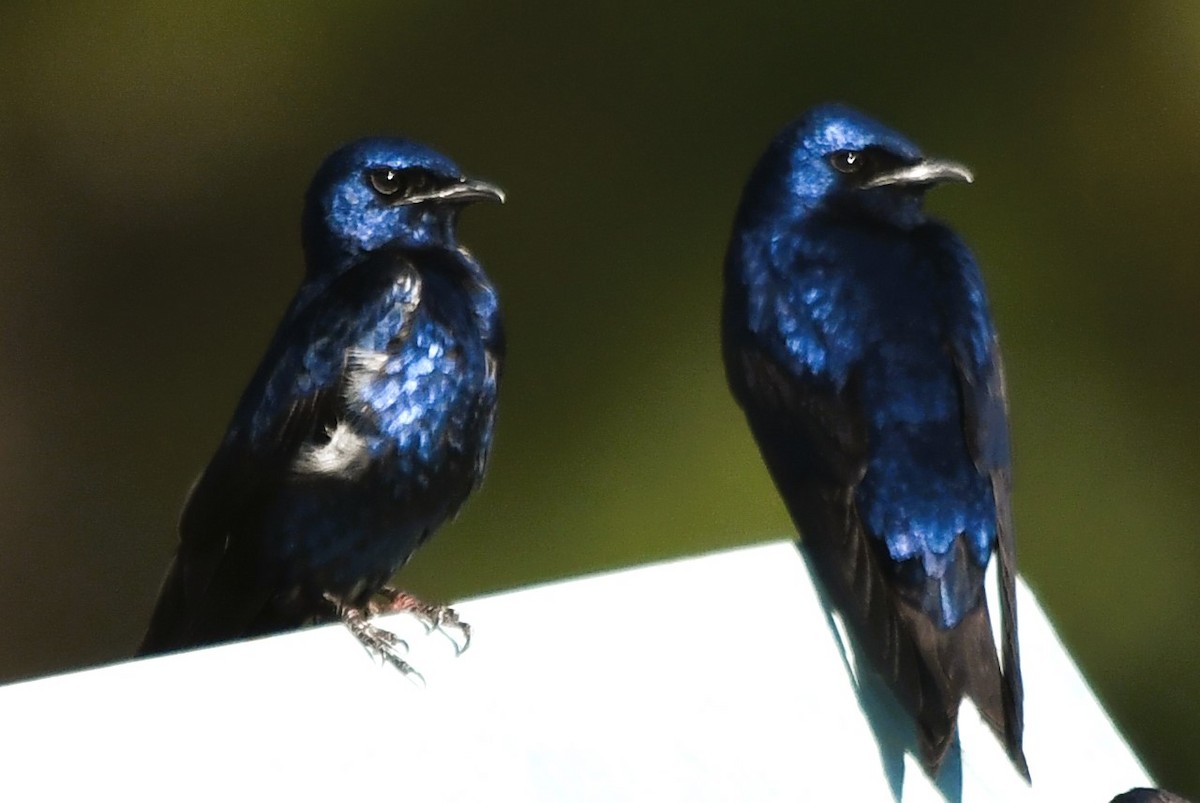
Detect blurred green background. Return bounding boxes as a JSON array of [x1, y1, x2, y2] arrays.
[[0, 1, 1196, 793]]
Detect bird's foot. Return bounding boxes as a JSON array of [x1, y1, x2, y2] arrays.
[[327, 594, 424, 682], [373, 587, 471, 655]]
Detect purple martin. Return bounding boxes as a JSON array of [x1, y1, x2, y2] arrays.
[[722, 104, 1028, 778], [139, 138, 504, 672]]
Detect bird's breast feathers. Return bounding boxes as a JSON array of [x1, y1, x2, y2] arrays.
[[294, 265, 497, 483]]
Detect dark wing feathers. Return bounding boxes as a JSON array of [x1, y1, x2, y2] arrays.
[[728, 254, 1027, 778], [139, 252, 414, 655], [991, 468, 1027, 778], [939, 233, 1028, 778], [728, 338, 932, 748], [727, 343, 868, 485], [138, 385, 343, 653]]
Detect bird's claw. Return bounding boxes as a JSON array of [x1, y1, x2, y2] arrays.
[[335, 600, 425, 683], [374, 587, 472, 655]]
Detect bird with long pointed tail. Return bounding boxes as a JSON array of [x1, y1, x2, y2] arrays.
[[722, 104, 1028, 779]]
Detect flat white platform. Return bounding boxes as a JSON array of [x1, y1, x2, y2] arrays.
[[0, 541, 1151, 801]]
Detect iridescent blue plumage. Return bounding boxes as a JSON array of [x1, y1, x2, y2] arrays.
[[722, 104, 1027, 778], [139, 138, 504, 662]]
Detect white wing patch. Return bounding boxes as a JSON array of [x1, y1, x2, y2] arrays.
[[346, 348, 389, 401], [293, 266, 423, 480], [294, 421, 371, 478]]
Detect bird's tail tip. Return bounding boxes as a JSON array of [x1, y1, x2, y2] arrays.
[[907, 600, 1029, 783]]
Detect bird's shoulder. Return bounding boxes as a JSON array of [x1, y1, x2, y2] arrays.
[[919, 224, 995, 361], [730, 221, 878, 387], [176, 250, 436, 535], [229, 252, 422, 436], [724, 215, 882, 483]]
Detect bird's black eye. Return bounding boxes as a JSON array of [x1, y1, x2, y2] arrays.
[[829, 150, 865, 174], [368, 168, 402, 196], [366, 167, 442, 200]]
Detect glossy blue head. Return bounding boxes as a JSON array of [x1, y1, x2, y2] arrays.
[[301, 137, 504, 276], [738, 103, 972, 230]]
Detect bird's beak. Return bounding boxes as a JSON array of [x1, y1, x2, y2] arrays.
[[405, 178, 506, 205], [861, 158, 974, 190]]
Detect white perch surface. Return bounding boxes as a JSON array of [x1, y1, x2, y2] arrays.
[[0, 541, 1151, 801]]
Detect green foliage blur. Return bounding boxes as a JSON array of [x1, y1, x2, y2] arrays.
[[0, 1, 1196, 792]]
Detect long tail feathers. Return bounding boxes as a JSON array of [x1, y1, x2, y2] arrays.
[[796, 484, 1028, 779], [898, 597, 1027, 779], [137, 542, 282, 657]]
